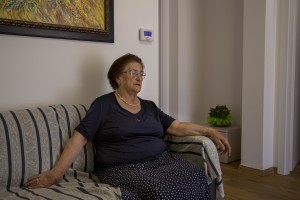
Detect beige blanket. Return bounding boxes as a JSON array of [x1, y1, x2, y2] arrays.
[[165, 135, 224, 200], [0, 169, 121, 200]]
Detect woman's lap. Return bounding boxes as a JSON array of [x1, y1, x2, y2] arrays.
[[96, 151, 211, 200]]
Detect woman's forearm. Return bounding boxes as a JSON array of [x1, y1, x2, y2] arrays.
[[51, 131, 87, 180], [166, 120, 212, 137], [25, 131, 88, 188], [166, 120, 231, 155]]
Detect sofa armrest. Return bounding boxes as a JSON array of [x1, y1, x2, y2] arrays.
[[164, 135, 224, 200]]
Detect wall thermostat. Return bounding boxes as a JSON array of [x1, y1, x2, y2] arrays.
[[139, 28, 153, 42]]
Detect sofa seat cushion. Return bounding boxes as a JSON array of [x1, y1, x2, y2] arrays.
[[0, 169, 121, 200]]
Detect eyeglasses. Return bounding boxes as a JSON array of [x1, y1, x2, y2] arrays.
[[123, 69, 146, 79]]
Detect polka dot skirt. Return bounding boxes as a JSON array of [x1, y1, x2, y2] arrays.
[[96, 151, 212, 200]]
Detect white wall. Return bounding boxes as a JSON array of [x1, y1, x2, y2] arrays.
[[162, 0, 300, 173], [241, 0, 266, 170], [162, 0, 243, 125], [242, 0, 278, 170], [177, 0, 205, 122], [202, 0, 243, 125], [0, 0, 159, 111], [242, 0, 300, 173], [275, 0, 300, 174], [294, 0, 300, 168]]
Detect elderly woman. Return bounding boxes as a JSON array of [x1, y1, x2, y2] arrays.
[[25, 53, 231, 199]]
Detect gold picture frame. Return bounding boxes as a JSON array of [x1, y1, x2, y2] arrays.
[[0, 0, 114, 42]]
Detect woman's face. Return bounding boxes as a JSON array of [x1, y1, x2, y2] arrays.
[[117, 62, 145, 94]]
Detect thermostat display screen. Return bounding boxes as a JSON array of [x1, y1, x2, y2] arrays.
[[144, 31, 152, 36]]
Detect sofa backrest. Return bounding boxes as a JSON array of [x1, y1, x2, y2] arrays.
[[0, 104, 93, 190]]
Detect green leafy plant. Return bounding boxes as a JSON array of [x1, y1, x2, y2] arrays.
[[207, 105, 233, 126]]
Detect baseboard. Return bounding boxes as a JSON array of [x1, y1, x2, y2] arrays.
[[238, 165, 277, 176]]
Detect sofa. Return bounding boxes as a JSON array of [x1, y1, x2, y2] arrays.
[[0, 104, 224, 200]]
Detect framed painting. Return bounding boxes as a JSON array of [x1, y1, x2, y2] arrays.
[[0, 0, 114, 42]]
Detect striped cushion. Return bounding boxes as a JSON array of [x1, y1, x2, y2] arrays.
[[0, 107, 61, 190], [50, 104, 94, 174], [0, 105, 93, 190], [0, 104, 122, 199]]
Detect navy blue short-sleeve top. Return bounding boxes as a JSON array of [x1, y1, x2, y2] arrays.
[[75, 92, 175, 169]]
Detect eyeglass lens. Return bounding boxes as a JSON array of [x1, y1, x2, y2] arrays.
[[129, 70, 146, 78]]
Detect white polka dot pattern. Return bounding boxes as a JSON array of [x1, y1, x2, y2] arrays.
[[97, 151, 212, 200]]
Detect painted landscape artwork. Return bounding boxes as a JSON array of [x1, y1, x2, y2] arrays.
[[0, 0, 105, 30]]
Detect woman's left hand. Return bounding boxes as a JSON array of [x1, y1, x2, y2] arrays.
[[208, 128, 231, 156]]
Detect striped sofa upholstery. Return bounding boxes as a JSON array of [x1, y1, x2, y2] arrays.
[[0, 104, 224, 200], [0, 105, 120, 200]]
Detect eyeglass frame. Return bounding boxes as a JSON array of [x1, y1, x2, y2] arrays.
[[123, 69, 146, 79]]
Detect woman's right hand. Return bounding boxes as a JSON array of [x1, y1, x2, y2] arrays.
[[24, 169, 60, 189], [24, 132, 87, 189]]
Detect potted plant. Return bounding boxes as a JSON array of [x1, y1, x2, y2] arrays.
[[207, 105, 233, 127]]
